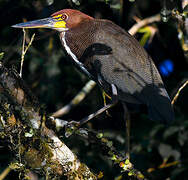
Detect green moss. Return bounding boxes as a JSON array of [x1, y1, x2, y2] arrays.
[[24, 148, 43, 169], [66, 163, 97, 180]]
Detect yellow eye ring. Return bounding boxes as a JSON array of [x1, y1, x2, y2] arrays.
[[61, 13, 68, 20], [53, 13, 68, 21]]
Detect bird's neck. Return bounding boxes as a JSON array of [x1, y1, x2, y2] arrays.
[[60, 27, 95, 79], [60, 20, 97, 61]]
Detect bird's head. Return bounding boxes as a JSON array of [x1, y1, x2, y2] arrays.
[[12, 9, 94, 32]]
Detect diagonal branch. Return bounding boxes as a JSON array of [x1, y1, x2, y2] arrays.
[[52, 80, 96, 117], [171, 80, 188, 105], [0, 62, 96, 179], [128, 14, 161, 36]]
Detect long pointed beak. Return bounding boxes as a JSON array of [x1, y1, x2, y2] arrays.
[[12, 17, 55, 29], [12, 17, 68, 32]]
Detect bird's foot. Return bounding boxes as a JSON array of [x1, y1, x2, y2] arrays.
[[65, 120, 80, 137]]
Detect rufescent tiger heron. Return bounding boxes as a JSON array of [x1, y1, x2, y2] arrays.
[[12, 9, 174, 123], [12, 10, 174, 157]]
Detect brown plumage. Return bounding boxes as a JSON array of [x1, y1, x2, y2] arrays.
[[12, 9, 174, 124]]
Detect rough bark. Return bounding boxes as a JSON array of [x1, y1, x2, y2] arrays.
[[0, 62, 96, 179]]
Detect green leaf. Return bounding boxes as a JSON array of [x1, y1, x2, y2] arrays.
[[163, 126, 179, 139], [0, 52, 4, 60], [138, 27, 152, 46]]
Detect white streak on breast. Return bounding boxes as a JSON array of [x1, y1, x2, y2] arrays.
[[61, 32, 81, 65], [61, 32, 92, 78], [111, 84, 118, 95]]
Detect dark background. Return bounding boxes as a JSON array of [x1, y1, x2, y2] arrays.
[[0, 0, 188, 179]]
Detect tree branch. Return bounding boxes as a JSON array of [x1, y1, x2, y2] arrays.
[[128, 14, 161, 35], [52, 80, 96, 117], [48, 117, 147, 180], [0, 62, 96, 179], [171, 79, 188, 105]]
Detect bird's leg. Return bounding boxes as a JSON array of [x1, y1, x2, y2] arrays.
[[79, 103, 115, 126], [102, 91, 112, 117], [79, 84, 119, 125], [65, 103, 115, 137], [68, 103, 115, 127], [122, 102, 131, 160], [67, 85, 118, 131]]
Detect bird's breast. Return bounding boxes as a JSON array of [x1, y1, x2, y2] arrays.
[[60, 32, 93, 78], [60, 32, 81, 65]]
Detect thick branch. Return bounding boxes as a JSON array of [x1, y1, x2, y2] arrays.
[[0, 62, 96, 179]]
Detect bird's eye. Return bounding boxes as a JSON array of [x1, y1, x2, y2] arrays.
[[61, 14, 68, 20]]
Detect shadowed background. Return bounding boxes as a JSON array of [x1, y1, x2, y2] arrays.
[[0, 0, 188, 179]]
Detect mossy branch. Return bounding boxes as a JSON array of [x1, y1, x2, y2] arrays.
[[0, 62, 96, 179]]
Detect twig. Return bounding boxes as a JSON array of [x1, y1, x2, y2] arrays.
[[182, 0, 188, 9], [52, 80, 96, 117], [128, 14, 161, 35], [20, 29, 35, 77], [171, 80, 188, 105], [0, 167, 11, 180], [20, 28, 26, 77], [171, 2, 188, 56]]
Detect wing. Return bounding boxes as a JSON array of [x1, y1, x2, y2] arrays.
[[86, 20, 174, 123], [89, 20, 163, 101]]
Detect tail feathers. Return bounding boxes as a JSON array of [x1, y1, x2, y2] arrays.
[[147, 95, 174, 124]]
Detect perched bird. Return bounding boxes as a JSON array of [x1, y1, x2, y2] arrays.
[[12, 9, 174, 124]]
